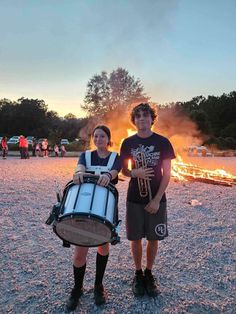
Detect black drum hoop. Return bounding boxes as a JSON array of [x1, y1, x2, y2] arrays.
[[64, 175, 118, 198], [57, 212, 116, 232], [54, 175, 119, 247], [53, 212, 116, 247]]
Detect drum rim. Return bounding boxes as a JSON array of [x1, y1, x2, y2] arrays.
[[64, 176, 119, 198], [53, 212, 117, 247], [54, 176, 119, 247], [57, 212, 116, 230]]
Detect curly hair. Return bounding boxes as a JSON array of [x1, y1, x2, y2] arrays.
[[131, 103, 157, 125]]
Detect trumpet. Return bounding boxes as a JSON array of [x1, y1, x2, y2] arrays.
[[134, 152, 152, 202]]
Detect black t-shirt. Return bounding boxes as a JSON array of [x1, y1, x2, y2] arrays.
[[78, 150, 121, 185], [120, 133, 176, 203]]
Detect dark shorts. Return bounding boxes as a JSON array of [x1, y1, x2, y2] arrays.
[[126, 201, 168, 241]]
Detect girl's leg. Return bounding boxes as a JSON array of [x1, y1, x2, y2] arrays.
[[66, 246, 89, 311], [94, 243, 109, 305]]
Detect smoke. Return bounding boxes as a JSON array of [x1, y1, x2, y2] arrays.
[[79, 104, 204, 154], [153, 106, 203, 154]]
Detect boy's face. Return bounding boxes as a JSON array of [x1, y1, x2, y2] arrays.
[[134, 110, 153, 131]]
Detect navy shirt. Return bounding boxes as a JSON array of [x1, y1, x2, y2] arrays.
[[78, 150, 121, 185], [120, 133, 176, 203]]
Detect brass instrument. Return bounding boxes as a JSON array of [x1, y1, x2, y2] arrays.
[[134, 152, 152, 201]]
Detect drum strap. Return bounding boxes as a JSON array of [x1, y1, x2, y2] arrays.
[[85, 150, 117, 175]]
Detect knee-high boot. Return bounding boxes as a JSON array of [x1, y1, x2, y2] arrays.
[[94, 253, 109, 305], [66, 264, 86, 311]]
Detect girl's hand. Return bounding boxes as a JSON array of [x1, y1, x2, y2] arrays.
[[97, 174, 110, 187], [73, 172, 84, 184]]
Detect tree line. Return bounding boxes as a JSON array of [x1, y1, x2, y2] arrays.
[[0, 97, 88, 147], [175, 92, 236, 149], [0, 67, 235, 150]]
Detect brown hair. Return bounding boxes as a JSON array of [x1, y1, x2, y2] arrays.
[[131, 103, 157, 125]]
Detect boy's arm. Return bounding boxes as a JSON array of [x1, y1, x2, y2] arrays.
[[145, 159, 172, 214]]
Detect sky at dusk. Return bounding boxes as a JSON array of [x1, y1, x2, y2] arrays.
[[0, 0, 235, 118]]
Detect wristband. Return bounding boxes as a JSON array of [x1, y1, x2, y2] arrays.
[[130, 170, 136, 178]]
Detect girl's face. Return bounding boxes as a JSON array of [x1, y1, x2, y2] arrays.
[[93, 128, 109, 149]]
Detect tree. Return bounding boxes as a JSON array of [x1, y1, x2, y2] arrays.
[[82, 67, 149, 116], [189, 109, 210, 134], [0, 99, 17, 134], [64, 113, 77, 120]]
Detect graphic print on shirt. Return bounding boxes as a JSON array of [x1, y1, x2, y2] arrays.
[[131, 144, 160, 167]]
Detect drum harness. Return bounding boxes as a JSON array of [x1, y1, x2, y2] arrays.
[[46, 150, 121, 247]]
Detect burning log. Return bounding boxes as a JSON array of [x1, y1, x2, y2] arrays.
[[174, 164, 236, 182], [172, 159, 236, 187], [179, 174, 233, 187]]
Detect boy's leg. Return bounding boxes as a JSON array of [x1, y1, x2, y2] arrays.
[[146, 240, 158, 270], [144, 202, 168, 297], [131, 240, 142, 270]]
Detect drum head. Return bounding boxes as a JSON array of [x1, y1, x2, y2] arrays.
[[54, 215, 112, 247]]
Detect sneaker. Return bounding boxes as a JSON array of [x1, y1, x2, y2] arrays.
[[66, 288, 83, 312], [132, 272, 145, 296], [94, 284, 106, 305], [144, 270, 160, 297]]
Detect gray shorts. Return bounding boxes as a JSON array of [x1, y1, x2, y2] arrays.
[[126, 201, 168, 241]]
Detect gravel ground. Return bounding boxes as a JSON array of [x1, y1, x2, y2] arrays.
[[0, 157, 235, 314]]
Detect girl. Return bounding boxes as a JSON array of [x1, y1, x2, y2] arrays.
[[66, 125, 120, 311]]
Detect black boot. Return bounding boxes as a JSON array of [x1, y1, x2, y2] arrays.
[[66, 264, 86, 312], [144, 268, 160, 297], [94, 253, 109, 305]]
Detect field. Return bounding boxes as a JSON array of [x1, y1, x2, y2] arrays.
[[0, 157, 235, 313]]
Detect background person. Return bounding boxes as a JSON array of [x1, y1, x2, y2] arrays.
[[41, 139, 48, 157], [1, 136, 8, 159], [54, 144, 59, 157], [35, 142, 41, 157], [60, 144, 66, 157], [19, 135, 24, 159], [24, 137, 29, 159]]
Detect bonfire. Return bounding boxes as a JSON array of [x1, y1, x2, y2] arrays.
[[172, 155, 236, 187]]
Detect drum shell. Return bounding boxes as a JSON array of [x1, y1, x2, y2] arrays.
[[54, 178, 118, 247]]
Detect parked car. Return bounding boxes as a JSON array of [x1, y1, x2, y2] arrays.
[[60, 139, 69, 145], [7, 138, 19, 145], [187, 145, 213, 157], [7, 136, 20, 144]]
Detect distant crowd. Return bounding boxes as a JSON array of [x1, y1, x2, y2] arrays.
[[0, 136, 67, 159]]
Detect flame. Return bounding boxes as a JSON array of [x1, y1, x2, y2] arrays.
[[119, 128, 136, 151], [84, 109, 235, 186], [117, 131, 236, 187]]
